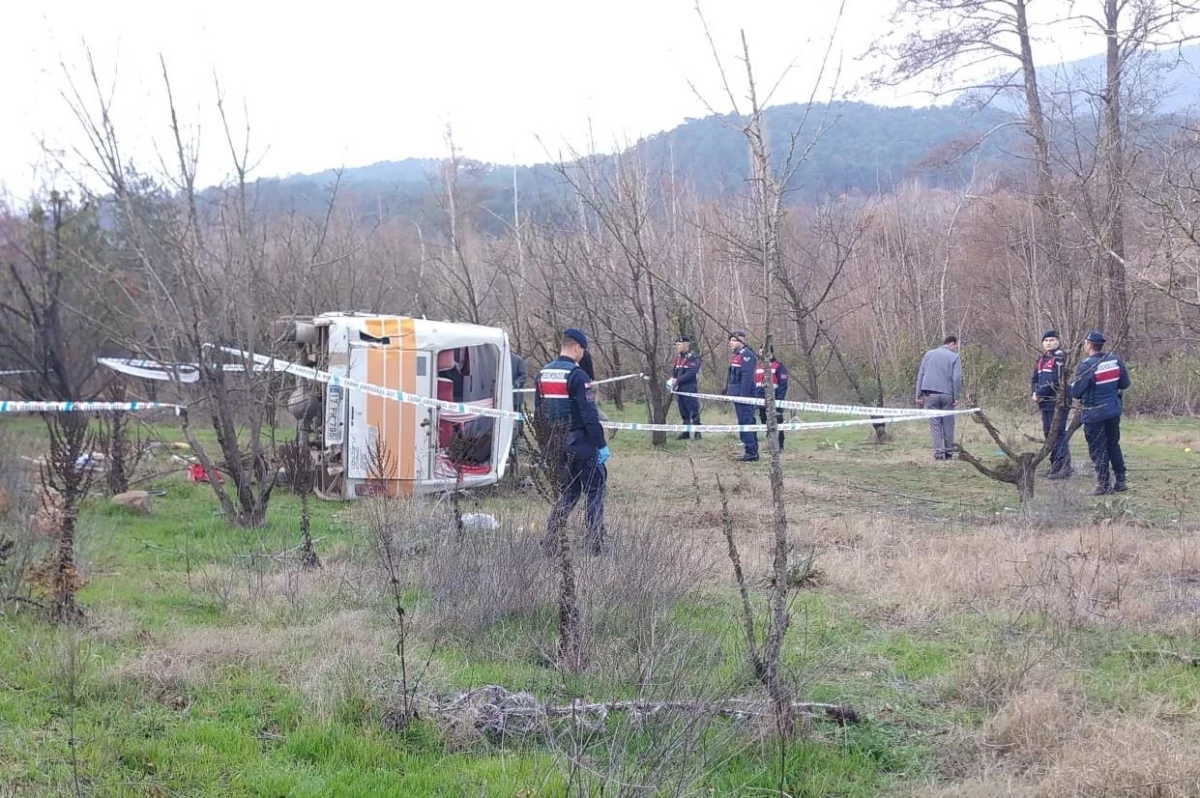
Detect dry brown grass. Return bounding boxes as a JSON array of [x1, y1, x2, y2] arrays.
[[113, 608, 389, 716], [187, 553, 383, 625], [599, 442, 1200, 797], [927, 676, 1200, 797], [801, 517, 1200, 635]]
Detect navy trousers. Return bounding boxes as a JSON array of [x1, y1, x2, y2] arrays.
[[758, 405, 785, 449], [544, 451, 607, 552], [1040, 406, 1069, 469], [734, 401, 758, 456], [675, 392, 701, 426], [1083, 417, 1125, 487]]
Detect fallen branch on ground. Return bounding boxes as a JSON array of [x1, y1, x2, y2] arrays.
[[426, 685, 860, 739], [2, 595, 46, 609], [1128, 649, 1199, 667]]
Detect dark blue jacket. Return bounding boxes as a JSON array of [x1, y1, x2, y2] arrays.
[[672, 351, 701, 392], [535, 356, 606, 451], [1071, 352, 1131, 424], [727, 346, 757, 397], [511, 353, 528, 410], [1030, 349, 1066, 410], [755, 358, 789, 401]]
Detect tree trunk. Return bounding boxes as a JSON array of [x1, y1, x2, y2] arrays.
[[554, 512, 584, 672], [106, 410, 129, 496], [52, 510, 83, 623], [795, 316, 821, 401], [761, 378, 794, 734], [1103, 0, 1130, 347], [1016, 453, 1036, 503], [609, 346, 626, 411], [645, 362, 668, 448], [743, 28, 795, 736]]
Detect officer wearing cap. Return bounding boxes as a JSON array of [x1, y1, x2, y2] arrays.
[[727, 330, 759, 461], [1030, 330, 1072, 479], [1070, 330, 1132, 495], [535, 327, 609, 553], [668, 335, 702, 439], [755, 349, 790, 451]]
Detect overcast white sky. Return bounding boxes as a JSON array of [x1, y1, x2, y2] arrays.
[[1, 0, 1117, 199]]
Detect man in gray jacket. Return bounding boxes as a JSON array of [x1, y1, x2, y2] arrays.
[[915, 335, 963, 460]]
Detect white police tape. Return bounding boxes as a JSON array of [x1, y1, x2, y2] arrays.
[[0, 370, 33, 377], [600, 408, 976, 434], [514, 372, 646, 393], [669, 388, 951, 417], [219, 347, 528, 422], [221, 346, 979, 435], [0, 401, 181, 414]]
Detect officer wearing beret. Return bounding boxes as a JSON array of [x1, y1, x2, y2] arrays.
[[535, 327, 609, 553], [1071, 330, 1132, 495], [727, 330, 759, 462], [668, 335, 702, 439], [1030, 330, 1072, 479]]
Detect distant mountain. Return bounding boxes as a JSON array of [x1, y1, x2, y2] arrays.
[[242, 45, 1200, 225], [989, 43, 1200, 116], [245, 102, 1021, 227], [631, 102, 1018, 200]]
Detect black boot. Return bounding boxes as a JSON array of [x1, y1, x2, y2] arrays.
[[693, 431, 702, 440], [1114, 474, 1128, 492], [676, 432, 691, 440]]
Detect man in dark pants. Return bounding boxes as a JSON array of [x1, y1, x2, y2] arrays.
[[915, 335, 963, 460], [536, 328, 610, 554], [669, 335, 702, 439], [727, 330, 758, 462], [1030, 330, 1073, 479], [755, 349, 790, 451], [1071, 330, 1132, 496]]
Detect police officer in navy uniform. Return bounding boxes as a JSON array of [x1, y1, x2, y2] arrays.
[[727, 330, 759, 462], [755, 349, 790, 451], [1070, 330, 1132, 496], [669, 335, 702, 439], [535, 328, 610, 553], [1030, 330, 1072, 479]]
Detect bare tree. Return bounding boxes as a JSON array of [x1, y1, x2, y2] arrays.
[[776, 198, 872, 400], [874, 0, 1080, 346], [693, 1, 845, 736], [59, 52, 310, 526], [0, 190, 132, 622], [1073, 0, 1200, 347], [551, 147, 676, 446]]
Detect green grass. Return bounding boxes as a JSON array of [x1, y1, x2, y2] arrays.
[[2, 410, 1200, 795]]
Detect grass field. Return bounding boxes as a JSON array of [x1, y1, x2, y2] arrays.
[[2, 403, 1200, 796]]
